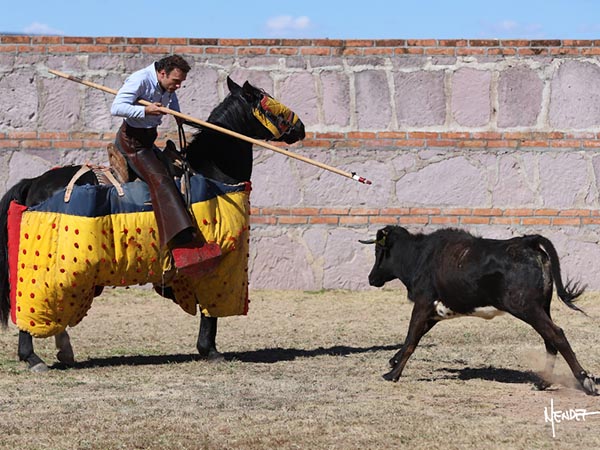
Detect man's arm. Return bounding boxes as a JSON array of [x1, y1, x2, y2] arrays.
[[111, 73, 147, 119]]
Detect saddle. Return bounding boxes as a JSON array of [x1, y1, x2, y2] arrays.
[[108, 139, 188, 183], [65, 140, 189, 202]]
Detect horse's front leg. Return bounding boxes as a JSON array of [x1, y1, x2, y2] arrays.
[[55, 330, 75, 366], [18, 330, 48, 372], [197, 314, 224, 361]]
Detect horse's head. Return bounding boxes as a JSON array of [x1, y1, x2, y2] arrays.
[[187, 77, 306, 183], [226, 77, 305, 145]]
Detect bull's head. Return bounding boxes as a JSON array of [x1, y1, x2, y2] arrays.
[[360, 227, 394, 287]]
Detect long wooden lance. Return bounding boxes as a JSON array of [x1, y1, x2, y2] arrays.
[[48, 69, 372, 185]]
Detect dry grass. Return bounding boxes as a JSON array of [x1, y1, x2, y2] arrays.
[[1, 288, 599, 449]]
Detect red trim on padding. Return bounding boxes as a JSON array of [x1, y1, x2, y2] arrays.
[[7, 201, 27, 325]]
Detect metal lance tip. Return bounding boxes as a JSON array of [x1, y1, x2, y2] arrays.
[[352, 173, 373, 185]]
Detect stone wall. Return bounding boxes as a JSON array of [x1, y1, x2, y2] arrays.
[[2, 36, 600, 289]]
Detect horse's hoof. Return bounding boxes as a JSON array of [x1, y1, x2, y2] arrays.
[[205, 350, 225, 362], [56, 351, 75, 366], [30, 362, 49, 373], [199, 348, 225, 362]]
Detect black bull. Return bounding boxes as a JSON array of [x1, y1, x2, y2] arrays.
[[362, 225, 598, 395]]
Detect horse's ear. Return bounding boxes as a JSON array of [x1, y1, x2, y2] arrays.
[[226, 76, 242, 95], [242, 81, 260, 98]]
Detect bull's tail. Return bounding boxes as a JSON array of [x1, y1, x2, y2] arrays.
[[527, 234, 587, 314], [0, 178, 33, 328]]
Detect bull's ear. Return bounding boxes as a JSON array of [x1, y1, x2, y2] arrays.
[[375, 228, 388, 247]]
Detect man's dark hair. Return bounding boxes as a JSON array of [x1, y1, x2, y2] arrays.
[[156, 54, 191, 75]]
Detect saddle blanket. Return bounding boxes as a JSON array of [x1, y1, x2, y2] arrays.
[[7, 174, 251, 338]]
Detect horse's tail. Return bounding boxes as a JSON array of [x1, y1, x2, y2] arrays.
[[0, 178, 33, 328], [527, 234, 587, 314]]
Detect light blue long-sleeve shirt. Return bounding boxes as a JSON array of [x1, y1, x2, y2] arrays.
[[110, 62, 181, 129]]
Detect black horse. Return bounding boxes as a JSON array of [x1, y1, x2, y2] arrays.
[[0, 77, 305, 371]]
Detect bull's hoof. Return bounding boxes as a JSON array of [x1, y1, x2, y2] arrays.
[[388, 358, 398, 368], [30, 362, 49, 373], [533, 378, 552, 391], [198, 347, 225, 362], [382, 371, 399, 382], [582, 377, 599, 396]]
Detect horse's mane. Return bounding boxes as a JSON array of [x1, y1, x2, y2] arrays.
[[185, 92, 257, 184], [205, 92, 257, 132]]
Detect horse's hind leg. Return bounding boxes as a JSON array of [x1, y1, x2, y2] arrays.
[[55, 331, 75, 366], [197, 314, 224, 361], [18, 331, 48, 372]]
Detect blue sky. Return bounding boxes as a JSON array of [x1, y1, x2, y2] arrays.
[[1, 0, 599, 39]]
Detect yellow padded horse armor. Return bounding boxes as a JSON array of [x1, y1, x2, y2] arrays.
[[7, 174, 251, 338]]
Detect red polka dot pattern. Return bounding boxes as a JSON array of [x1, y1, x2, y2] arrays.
[[13, 187, 251, 337]]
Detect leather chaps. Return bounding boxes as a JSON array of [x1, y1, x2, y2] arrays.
[[116, 121, 194, 248]]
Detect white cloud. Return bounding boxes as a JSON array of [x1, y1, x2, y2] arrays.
[[496, 20, 518, 32], [478, 19, 544, 39], [23, 22, 64, 35], [265, 15, 312, 36]]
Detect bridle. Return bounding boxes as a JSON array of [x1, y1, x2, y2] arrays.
[[252, 90, 299, 140]]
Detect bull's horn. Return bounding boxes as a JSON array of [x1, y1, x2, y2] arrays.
[[358, 239, 376, 244]]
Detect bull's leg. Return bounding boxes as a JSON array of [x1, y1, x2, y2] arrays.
[[197, 314, 224, 361], [523, 312, 597, 395], [534, 340, 558, 391], [18, 331, 48, 372], [55, 331, 75, 366], [384, 303, 436, 382], [534, 303, 559, 390]]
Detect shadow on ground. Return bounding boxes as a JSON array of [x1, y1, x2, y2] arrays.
[[427, 365, 596, 394], [434, 366, 542, 384], [54, 343, 401, 369]]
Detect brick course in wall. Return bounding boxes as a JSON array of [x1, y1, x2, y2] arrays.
[[3, 36, 600, 289], [4, 35, 600, 56]]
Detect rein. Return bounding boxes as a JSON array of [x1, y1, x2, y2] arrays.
[[177, 122, 193, 207]]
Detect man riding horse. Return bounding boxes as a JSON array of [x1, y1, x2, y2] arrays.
[[0, 69, 307, 370], [111, 54, 220, 278]]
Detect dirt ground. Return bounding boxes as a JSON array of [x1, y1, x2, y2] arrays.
[[0, 288, 599, 450]]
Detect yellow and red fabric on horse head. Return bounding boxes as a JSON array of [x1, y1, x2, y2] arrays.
[[252, 95, 300, 139], [7, 174, 251, 338]]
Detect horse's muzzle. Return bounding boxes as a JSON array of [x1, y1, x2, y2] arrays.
[[279, 119, 306, 144]]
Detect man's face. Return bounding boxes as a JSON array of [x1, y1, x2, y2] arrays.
[[158, 68, 187, 92]]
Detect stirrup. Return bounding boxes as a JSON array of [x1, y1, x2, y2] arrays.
[[172, 242, 222, 277]]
